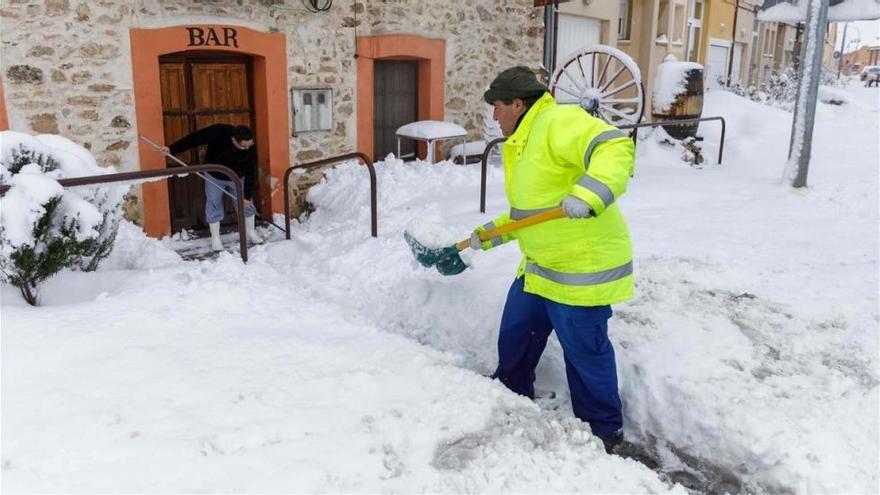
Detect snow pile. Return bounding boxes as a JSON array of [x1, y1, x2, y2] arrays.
[[818, 84, 851, 104], [653, 55, 703, 113]]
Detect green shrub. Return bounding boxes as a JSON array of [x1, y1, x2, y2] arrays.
[[0, 132, 124, 305]]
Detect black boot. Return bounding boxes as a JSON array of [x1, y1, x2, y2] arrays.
[[598, 431, 624, 454]]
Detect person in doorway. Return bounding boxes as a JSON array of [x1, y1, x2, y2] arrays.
[[472, 66, 635, 454], [162, 124, 263, 251]]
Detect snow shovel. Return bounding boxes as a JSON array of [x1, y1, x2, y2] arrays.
[[405, 207, 566, 276]]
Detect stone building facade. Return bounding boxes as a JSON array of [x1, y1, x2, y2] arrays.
[[0, 0, 543, 237]]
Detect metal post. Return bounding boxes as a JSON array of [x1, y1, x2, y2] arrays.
[[836, 22, 848, 79], [785, 0, 830, 188], [726, 0, 741, 87]]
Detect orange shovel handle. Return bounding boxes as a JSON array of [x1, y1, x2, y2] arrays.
[[454, 207, 566, 251]]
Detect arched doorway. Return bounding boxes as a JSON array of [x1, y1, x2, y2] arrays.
[[130, 25, 288, 238], [159, 51, 257, 232]]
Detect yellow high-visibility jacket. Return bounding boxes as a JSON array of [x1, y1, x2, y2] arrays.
[[477, 93, 635, 306]]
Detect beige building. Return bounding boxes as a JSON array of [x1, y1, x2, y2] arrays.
[[689, 0, 760, 89]]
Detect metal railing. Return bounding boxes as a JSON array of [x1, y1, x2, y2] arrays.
[[479, 137, 507, 213], [0, 164, 251, 263], [619, 115, 726, 165], [282, 152, 377, 240], [477, 116, 726, 213]]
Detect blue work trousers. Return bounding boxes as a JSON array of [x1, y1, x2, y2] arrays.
[[492, 276, 623, 437], [204, 178, 256, 224]]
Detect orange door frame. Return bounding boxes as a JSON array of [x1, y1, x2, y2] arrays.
[[130, 25, 289, 238], [356, 35, 446, 161]]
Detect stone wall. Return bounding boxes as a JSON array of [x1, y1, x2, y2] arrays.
[[0, 0, 543, 228]]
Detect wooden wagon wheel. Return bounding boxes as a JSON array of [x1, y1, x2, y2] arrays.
[[550, 45, 645, 127]]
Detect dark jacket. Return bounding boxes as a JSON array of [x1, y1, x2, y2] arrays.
[[169, 124, 257, 199]]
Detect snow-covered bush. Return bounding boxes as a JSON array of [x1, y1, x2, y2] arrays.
[[0, 131, 125, 305], [724, 65, 846, 111]]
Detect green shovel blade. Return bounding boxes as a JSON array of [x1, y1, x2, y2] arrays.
[[404, 231, 469, 276], [404, 231, 446, 267], [435, 251, 469, 275]]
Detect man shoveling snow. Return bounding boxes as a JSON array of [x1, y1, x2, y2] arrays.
[[407, 66, 636, 454]]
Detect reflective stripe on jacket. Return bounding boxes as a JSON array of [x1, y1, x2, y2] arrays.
[[487, 92, 635, 306]]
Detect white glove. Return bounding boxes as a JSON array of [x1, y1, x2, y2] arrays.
[[469, 231, 483, 250], [561, 195, 593, 218]]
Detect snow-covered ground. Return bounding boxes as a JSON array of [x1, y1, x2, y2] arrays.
[[2, 84, 878, 493]]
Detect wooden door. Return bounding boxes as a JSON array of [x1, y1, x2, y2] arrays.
[[159, 53, 254, 233], [373, 60, 418, 161]]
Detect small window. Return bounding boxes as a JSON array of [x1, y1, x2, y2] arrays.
[[672, 3, 686, 45], [618, 0, 632, 40], [763, 29, 776, 57], [292, 88, 333, 133]]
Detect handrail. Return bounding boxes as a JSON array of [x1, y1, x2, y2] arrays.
[[0, 164, 250, 263], [619, 115, 726, 165], [282, 152, 377, 240], [479, 137, 507, 214]]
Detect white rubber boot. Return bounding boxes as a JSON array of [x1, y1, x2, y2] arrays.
[[208, 222, 223, 251], [245, 215, 264, 244]]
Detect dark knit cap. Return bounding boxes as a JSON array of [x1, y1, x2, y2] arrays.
[[483, 66, 549, 104]]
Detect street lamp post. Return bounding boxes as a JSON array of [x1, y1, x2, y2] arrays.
[[836, 22, 848, 78]]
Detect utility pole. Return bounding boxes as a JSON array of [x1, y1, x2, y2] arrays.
[[726, 0, 741, 86], [836, 22, 848, 79], [785, 0, 830, 188]]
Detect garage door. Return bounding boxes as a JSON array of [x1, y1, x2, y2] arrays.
[[706, 41, 730, 89], [556, 14, 601, 67]]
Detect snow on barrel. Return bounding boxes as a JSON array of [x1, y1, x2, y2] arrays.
[[652, 55, 705, 140]]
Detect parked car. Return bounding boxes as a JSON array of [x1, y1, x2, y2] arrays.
[[859, 66, 880, 85]]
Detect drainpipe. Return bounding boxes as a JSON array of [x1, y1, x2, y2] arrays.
[[725, 0, 740, 86], [543, 4, 557, 77]]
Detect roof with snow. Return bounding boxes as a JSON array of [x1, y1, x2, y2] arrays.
[[758, 0, 880, 21]]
